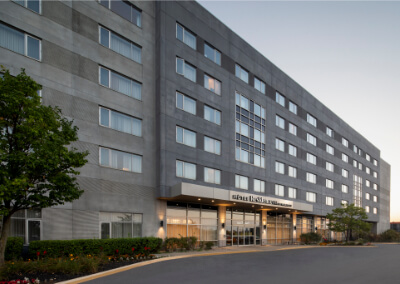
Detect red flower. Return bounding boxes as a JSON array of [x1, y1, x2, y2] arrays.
[[36, 251, 40, 256], [43, 250, 47, 255], [132, 247, 135, 252], [115, 249, 119, 254]]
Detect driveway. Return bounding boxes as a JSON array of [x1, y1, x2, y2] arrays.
[[75, 244, 400, 284]]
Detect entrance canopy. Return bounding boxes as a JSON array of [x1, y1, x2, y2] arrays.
[[162, 183, 313, 214]]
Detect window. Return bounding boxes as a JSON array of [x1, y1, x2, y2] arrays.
[[254, 179, 265, 193], [373, 196, 378, 202], [342, 169, 349, 178], [353, 160, 358, 168], [254, 77, 266, 94], [366, 180, 371, 187], [342, 137, 349, 147], [307, 133, 317, 146], [100, 147, 142, 173], [326, 196, 334, 206], [235, 92, 249, 110], [99, 26, 141, 63], [307, 113, 317, 127], [365, 193, 370, 200], [254, 129, 264, 143], [342, 200, 349, 207], [365, 206, 370, 213], [307, 153, 317, 165], [254, 154, 265, 168], [253, 102, 265, 118], [204, 167, 221, 184], [373, 208, 378, 214], [358, 149, 362, 156], [306, 172, 316, 184], [366, 167, 371, 174], [326, 179, 334, 189], [289, 123, 297, 136], [289, 101, 297, 114], [176, 23, 196, 49], [342, 184, 349, 193], [288, 144, 297, 157], [275, 161, 285, 174], [100, 0, 141, 27], [358, 163, 362, 170], [235, 147, 249, 163], [306, 192, 316, 203], [276, 115, 285, 129], [326, 162, 334, 172], [235, 64, 248, 83], [176, 92, 196, 115], [326, 144, 334, 155], [176, 160, 196, 180], [366, 154, 371, 161], [288, 187, 297, 199], [235, 175, 248, 190], [99, 107, 141, 136], [373, 159, 378, 166], [176, 57, 196, 82], [12, 0, 40, 13], [99, 66, 141, 100], [204, 105, 221, 125], [288, 166, 297, 178], [0, 23, 41, 61], [275, 184, 284, 197], [275, 138, 285, 152], [342, 153, 349, 163], [176, 126, 196, 148], [204, 43, 221, 65], [276, 92, 285, 107], [326, 127, 333, 137], [204, 74, 221, 95], [236, 121, 249, 137], [373, 171, 378, 178], [10, 209, 41, 244], [100, 212, 142, 239], [204, 136, 221, 155], [373, 183, 378, 190], [353, 175, 362, 207], [353, 145, 358, 153]]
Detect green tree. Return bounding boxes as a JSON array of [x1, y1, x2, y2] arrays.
[[0, 69, 88, 265], [326, 203, 371, 242]]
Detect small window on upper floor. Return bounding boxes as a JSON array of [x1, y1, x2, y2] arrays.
[[204, 136, 221, 155], [235, 174, 248, 190], [326, 162, 334, 172], [306, 172, 316, 184], [176, 126, 196, 148], [307, 153, 317, 165], [373, 159, 378, 166], [307, 113, 317, 127], [235, 64, 249, 83], [100, 0, 141, 27], [373, 171, 378, 178], [176, 57, 196, 82], [342, 153, 349, 163], [204, 42, 221, 65], [342, 169, 349, 178], [306, 192, 316, 203], [254, 77, 265, 94], [326, 144, 334, 155], [342, 137, 349, 147], [373, 183, 378, 190], [276, 115, 285, 129], [99, 66, 142, 100], [12, 0, 41, 13], [326, 127, 333, 137], [288, 144, 297, 157], [0, 23, 41, 61], [204, 105, 221, 125], [204, 74, 221, 95], [254, 179, 265, 193], [176, 91, 196, 115], [289, 123, 297, 136], [366, 154, 371, 161], [276, 92, 285, 107], [289, 101, 297, 114], [353, 145, 358, 153], [275, 138, 285, 152], [100, 107, 142, 137], [342, 184, 349, 193], [176, 23, 196, 49], [307, 133, 317, 146]]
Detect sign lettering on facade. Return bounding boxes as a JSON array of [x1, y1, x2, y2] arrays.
[[230, 193, 292, 208]]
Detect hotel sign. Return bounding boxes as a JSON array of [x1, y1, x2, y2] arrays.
[[230, 192, 293, 208]]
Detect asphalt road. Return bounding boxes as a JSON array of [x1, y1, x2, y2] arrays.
[[84, 244, 400, 284]]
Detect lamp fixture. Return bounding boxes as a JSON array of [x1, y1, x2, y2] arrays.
[[294, 226, 297, 231], [263, 225, 266, 230], [222, 223, 225, 228], [160, 220, 164, 227]]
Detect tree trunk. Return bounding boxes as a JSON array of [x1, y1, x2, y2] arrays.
[[0, 216, 12, 266]]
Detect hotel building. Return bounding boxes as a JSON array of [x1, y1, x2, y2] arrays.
[[0, 0, 391, 246]]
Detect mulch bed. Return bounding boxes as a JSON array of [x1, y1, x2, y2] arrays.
[[6, 259, 150, 283]]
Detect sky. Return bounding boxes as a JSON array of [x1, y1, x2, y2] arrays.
[[198, 0, 400, 222]]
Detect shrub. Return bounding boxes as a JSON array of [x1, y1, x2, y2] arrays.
[[300, 232, 322, 244], [5, 237, 24, 261], [163, 236, 198, 252], [203, 241, 213, 250], [28, 237, 162, 259], [378, 229, 400, 242]]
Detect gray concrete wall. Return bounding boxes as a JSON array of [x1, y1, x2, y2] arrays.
[[377, 159, 390, 233]]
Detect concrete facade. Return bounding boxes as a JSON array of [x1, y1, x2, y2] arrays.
[[0, 0, 390, 245]]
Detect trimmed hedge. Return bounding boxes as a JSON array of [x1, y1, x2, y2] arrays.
[[300, 232, 322, 244], [5, 237, 24, 261], [28, 237, 162, 259]]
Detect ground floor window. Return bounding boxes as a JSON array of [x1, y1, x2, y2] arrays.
[[100, 212, 142, 239], [225, 208, 261, 246], [9, 209, 41, 244], [166, 202, 218, 244], [267, 212, 292, 244]]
